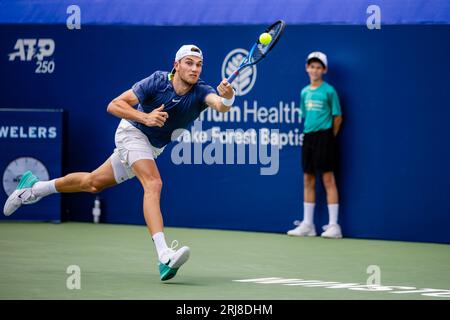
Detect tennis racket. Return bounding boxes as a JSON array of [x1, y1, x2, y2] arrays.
[[227, 20, 286, 84]]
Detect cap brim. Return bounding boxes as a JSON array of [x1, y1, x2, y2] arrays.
[[306, 58, 326, 67]]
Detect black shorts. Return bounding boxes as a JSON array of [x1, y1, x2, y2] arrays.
[[302, 128, 337, 175]]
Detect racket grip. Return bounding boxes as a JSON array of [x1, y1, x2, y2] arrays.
[[227, 71, 239, 84]]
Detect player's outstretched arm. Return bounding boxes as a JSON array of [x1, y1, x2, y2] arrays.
[[107, 89, 168, 127], [205, 79, 235, 113]]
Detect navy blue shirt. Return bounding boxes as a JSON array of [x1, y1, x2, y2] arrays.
[[129, 71, 216, 148]]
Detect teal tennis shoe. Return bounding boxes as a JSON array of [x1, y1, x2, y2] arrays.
[[158, 240, 190, 281], [3, 171, 41, 216]]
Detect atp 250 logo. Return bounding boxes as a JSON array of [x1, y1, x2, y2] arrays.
[[8, 39, 55, 74]]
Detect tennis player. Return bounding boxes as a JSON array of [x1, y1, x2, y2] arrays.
[[4, 44, 235, 281]]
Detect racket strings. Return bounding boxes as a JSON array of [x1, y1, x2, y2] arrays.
[[251, 45, 266, 62], [251, 21, 285, 63], [266, 22, 284, 46]]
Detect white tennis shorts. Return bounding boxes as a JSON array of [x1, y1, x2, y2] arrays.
[[109, 119, 164, 183]]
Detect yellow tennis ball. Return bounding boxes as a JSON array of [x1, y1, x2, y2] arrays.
[[259, 32, 272, 45]]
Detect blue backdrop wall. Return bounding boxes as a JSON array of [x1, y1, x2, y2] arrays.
[[1, 24, 449, 243]]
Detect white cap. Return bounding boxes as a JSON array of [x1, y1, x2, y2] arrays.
[[170, 45, 203, 78], [175, 44, 203, 62], [307, 51, 328, 67]]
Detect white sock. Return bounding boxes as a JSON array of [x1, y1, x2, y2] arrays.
[[303, 202, 315, 225], [32, 179, 58, 197], [152, 232, 169, 258], [328, 204, 339, 225]]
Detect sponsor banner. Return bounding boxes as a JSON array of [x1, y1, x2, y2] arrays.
[[0, 109, 63, 222]]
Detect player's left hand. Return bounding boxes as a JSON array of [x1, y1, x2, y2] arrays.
[[217, 79, 235, 100]]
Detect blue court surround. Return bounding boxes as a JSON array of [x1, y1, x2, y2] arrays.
[[0, 2, 449, 243]]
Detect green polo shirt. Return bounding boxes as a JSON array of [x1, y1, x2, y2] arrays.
[[300, 81, 342, 133]]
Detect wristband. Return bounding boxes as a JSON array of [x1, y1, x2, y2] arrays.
[[221, 95, 235, 107]]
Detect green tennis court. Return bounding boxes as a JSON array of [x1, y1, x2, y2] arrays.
[[0, 222, 449, 300]]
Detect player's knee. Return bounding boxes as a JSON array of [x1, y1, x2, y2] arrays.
[[142, 177, 163, 194], [304, 174, 315, 188], [81, 174, 105, 193], [322, 174, 335, 189]]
